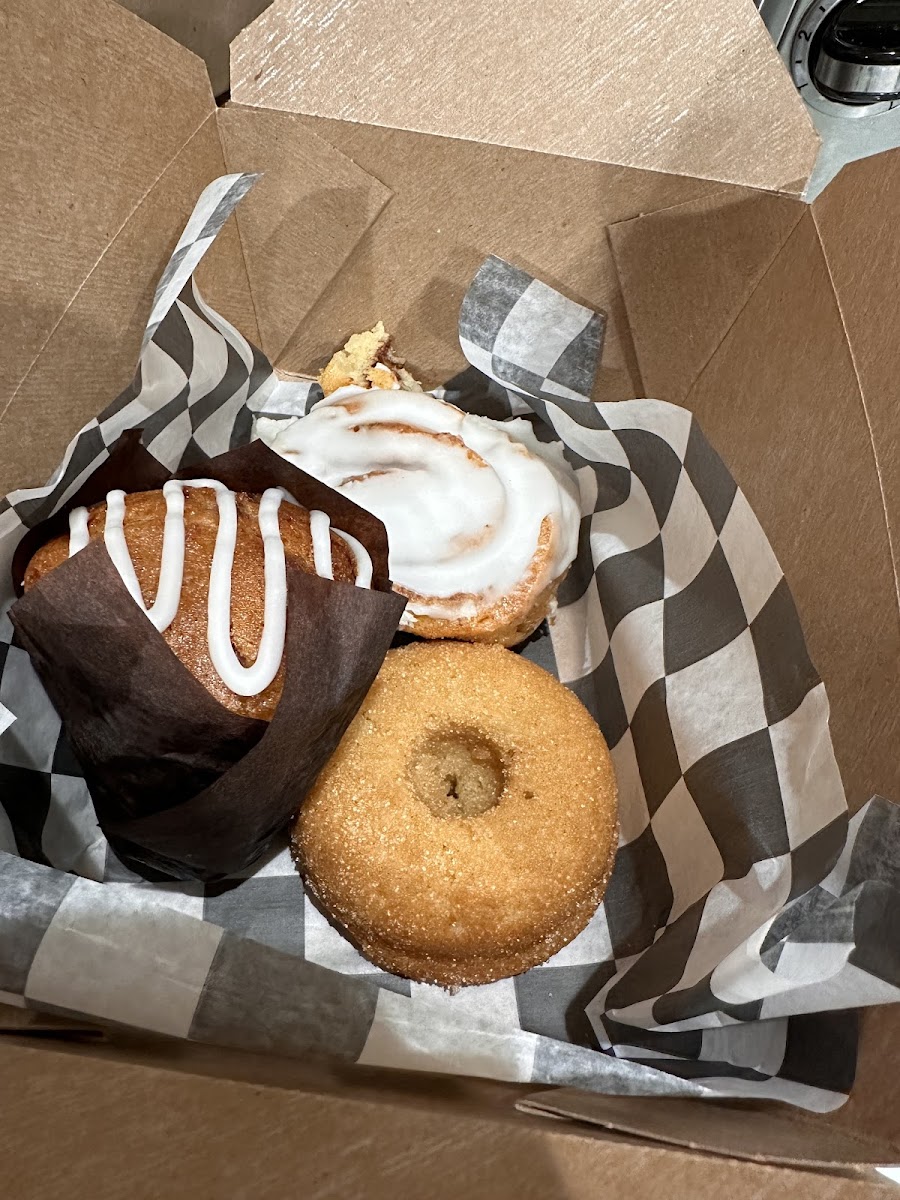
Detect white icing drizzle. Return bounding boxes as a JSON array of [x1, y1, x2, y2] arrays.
[[256, 388, 581, 625], [305, 510, 374, 589], [68, 506, 90, 554], [205, 482, 286, 697], [333, 529, 374, 590], [67, 481, 371, 697], [309, 509, 334, 580]]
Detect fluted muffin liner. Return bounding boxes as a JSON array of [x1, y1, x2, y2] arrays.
[[0, 175, 897, 1111], [9, 432, 404, 880]]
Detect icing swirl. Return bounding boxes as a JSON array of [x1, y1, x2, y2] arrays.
[[256, 388, 579, 627], [67, 481, 371, 696]]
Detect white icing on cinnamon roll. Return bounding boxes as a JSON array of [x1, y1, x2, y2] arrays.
[[256, 388, 579, 644], [66, 482, 372, 696]]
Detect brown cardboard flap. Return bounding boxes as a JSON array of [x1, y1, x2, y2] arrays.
[[610, 205, 900, 812], [609, 188, 804, 402], [811, 149, 900, 616], [517, 1091, 900, 1168], [683, 212, 900, 813], [0, 115, 253, 497], [256, 116, 734, 396], [216, 103, 393, 366], [0, 0, 214, 428], [230, 0, 818, 193], [3, 1036, 898, 1196], [828, 1005, 900, 1152]]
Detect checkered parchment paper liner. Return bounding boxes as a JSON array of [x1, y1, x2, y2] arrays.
[[0, 175, 898, 1112]]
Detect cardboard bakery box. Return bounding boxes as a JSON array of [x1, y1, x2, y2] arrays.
[[1, 0, 899, 1192]]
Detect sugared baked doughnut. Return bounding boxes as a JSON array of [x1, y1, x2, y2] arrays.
[[258, 388, 580, 647], [24, 484, 371, 721], [293, 642, 618, 987]]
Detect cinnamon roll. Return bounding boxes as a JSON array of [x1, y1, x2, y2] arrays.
[[257, 388, 580, 646]]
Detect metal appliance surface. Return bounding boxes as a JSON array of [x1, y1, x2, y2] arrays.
[[757, 0, 900, 195]]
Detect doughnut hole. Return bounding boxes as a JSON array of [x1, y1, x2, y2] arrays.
[[408, 727, 506, 819]]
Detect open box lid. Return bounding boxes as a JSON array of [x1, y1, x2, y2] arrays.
[[229, 0, 819, 194], [216, 0, 826, 399], [0, 0, 823, 498], [1, 0, 898, 1179], [0, 0, 390, 492], [218, 0, 823, 390]]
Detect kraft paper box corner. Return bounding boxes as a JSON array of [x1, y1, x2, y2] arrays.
[[1, 0, 899, 1189]]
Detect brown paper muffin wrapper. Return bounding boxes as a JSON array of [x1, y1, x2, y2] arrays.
[[9, 433, 406, 880]]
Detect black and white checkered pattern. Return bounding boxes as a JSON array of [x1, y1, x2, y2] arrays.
[[1, 184, 898, 1111]]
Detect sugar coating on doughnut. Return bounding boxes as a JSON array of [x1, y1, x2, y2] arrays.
[[293, 642, 618, 987]]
